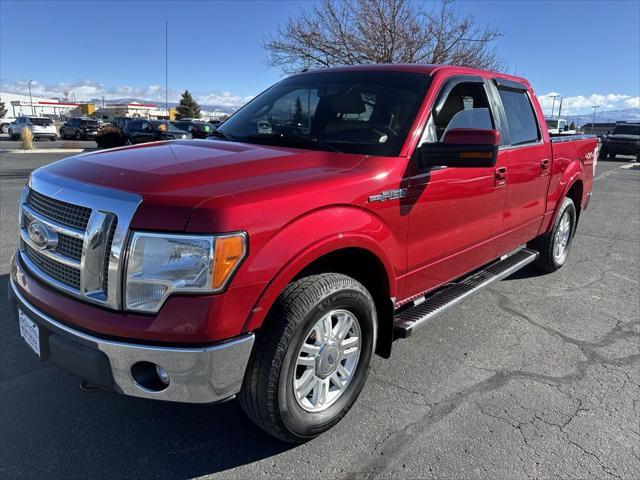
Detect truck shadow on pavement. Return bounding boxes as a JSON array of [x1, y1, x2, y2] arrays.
[[0, 274, 293, 479]]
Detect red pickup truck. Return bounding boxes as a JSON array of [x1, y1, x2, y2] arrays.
[[9, 64, 598, 442]]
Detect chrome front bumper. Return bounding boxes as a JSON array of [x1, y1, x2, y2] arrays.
[[9, 278, 255, 404]]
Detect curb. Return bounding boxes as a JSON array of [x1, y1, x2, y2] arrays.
[[0, 149, 91, 154]]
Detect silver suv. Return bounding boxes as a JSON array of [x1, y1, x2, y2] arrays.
[[9, 116, 58, 141]]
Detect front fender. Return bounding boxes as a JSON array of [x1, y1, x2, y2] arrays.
[[239, 206, 403, 333]]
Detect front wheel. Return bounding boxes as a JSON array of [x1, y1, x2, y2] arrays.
[[530, 197, 577, 273], [238, 273, 377, 443]]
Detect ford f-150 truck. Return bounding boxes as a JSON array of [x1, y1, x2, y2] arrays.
[[8, 64, 598, 442]]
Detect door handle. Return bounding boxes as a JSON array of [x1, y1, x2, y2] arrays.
[[541, 159, 550, 175], [494, 167, 508, 187]]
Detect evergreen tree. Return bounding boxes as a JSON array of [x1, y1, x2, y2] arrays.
[[0, 100, 7, 119], [175, 90, 201, 119], [569, 121, 576, 131]]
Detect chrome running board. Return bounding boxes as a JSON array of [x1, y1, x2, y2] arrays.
[[394, 248, 538, 338]]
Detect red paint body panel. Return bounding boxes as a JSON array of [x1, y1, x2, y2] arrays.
[[11, 64, 597, 344]]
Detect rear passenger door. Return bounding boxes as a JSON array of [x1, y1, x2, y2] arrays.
[[489, 79, 552, 253]]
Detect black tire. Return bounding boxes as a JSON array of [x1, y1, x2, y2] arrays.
[[238, 273, 377, 443], [125, 137, 132, 145], [609, 152, 616, 159], [530, 197, 577, 273], [49, 136, 56, 142]]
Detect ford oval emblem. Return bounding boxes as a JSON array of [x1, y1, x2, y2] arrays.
[[28, 221, 58, 250]]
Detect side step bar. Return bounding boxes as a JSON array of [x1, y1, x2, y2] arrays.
[[394, 248, 538, 338]]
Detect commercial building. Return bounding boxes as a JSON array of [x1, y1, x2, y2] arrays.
[[0, 91, 81, 119]]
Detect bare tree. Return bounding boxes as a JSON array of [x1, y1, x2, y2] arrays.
[[264, 0, 504, 73]]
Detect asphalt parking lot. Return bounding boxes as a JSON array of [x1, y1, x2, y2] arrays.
[[0, 151, 638, 479]]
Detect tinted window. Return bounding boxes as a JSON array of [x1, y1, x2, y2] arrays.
[[218, 71, 430, 156], [613, 124, 640, 135], [29, 118, 52, 126], [151, 120, 183, 132], [498, 89, 539, 146]]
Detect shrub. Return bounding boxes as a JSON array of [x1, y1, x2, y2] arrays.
[[95, 125, 126, 149], [21, 127, 34, 150]]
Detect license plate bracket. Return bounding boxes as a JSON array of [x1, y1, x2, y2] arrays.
[[18, 309, 41, 358]]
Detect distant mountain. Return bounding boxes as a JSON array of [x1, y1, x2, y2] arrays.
[[558, 108, 640, 127], [88, 97, 236, 114]]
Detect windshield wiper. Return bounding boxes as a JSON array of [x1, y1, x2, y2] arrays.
[[244, 133, 342, 153], [208, 129, 233, 141]]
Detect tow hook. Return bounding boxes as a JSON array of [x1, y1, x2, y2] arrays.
[[79, 380, 100, 393]]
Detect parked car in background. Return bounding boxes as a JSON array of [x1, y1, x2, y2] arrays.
[[599, 123, 640, 160], [111, 117, 134, 132], [546, 118, 575, 135], [60, 117, 99, 140], [1, 115, 17, 133], [123, 119, 192, 144], [8, 116, 57, 141], [8, 65, 597, 443], [172, 120, 215, 138]]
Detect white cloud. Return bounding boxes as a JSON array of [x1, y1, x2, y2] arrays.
[[0, 79, 253, 110], [538, 92, 640, 115]]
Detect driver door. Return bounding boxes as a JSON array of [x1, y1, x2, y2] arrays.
[[403, 76, 508, 299]]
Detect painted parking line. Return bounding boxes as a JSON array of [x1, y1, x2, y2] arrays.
[[594, 162, 637, 181], [620, 162, 638, 170]]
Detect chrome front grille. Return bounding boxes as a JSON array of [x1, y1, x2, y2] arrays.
[[19, 170, 142, 310], [24, 244, 81, 289], [27, 189, 92, 229]]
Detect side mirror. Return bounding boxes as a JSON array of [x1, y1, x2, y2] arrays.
[[417, 128, 500, 171]]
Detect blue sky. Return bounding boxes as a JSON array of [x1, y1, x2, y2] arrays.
[[1, 0, 638, 114]]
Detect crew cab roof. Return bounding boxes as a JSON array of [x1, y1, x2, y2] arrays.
[[292, 63, 531, 87]]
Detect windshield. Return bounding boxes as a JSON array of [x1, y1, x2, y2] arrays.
[[613, 124, 640, 135], [30, 118, 52, 126], [151, 120, 183, 133], [80, 120, 98, 128], [545, 119, 559, 129], [218, 71, 430, 156]]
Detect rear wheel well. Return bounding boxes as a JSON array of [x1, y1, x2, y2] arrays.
[[295, 248, 394, 358], [566, 180, 583, 221]]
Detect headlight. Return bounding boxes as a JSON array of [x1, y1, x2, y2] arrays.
[[125, 232, 247, 313]]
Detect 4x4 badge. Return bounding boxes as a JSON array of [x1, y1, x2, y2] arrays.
[[368, 188, 407, 203]]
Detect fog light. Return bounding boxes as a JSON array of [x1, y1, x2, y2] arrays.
[[156, 365, 170, 386]]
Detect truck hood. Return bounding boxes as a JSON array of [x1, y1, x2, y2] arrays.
[[41, 139, 366, 230]]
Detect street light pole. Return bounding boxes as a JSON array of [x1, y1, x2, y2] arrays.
[[550, 94, 559, 118], [28, 80, 34, 115], [591, 106, 599, 134]]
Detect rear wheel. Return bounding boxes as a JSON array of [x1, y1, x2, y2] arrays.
[[530, 197, 577, 273], [238, 273, 377, 443]]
